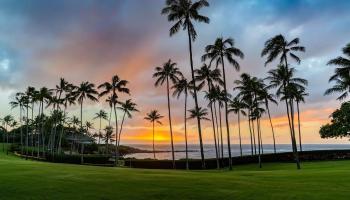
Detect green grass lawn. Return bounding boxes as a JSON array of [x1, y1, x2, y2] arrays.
[[0, 146, 349, 200]]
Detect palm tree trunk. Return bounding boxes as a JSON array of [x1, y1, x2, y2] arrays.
[[213, 102, 220, 159], [238, 112, 243, 157], [98, 117, 101, 153], [248, 111, 253, 156], [209, 102, 220, 169], [289, 99, 301, 169], [221, 54, 233, 170], [20, 105, 23, 155], [117, 112, 126, 148], [166, 77, 175, 169], [297, 101, 302, 152], [187, 27, 205, 169], [152, 121, 156, 159], [284, 57, 301, 169], [26, 105, 29, 159], [113, 103, 119, 166], [184, 91, 189, 170], [218, 106, 224, 159], [251, 119, 257, 155], [31, 102, 34, 156], [257, 118, 262, 168], [266, 103, 276, 154]]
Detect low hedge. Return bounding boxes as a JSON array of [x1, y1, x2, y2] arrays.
[[124, 149, 350, 169]]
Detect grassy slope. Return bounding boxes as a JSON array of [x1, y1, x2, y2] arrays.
[[0, 147, 349, 200]]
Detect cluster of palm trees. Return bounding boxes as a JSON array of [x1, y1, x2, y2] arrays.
[[2, 75, 137, 165], [154, 0, 309, 170]]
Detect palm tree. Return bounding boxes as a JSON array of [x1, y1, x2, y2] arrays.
[[294, 87, 308, 152], [98, 75, 129, 165], [117, 99, 139, 148], [228, 97, 246, 157], [266, 65, 307, 169], [2, 115, 14, 154], [10, 92, 25, 154], [204, 87, 220, 169], [261, 34, 305, 68], [104, 125, 114, 154], [93, 110, 108, 145], [144, 110, 164, 159], [325, 73, 350, 100], [162, 0, 209, 169], [153, 59, 182, 169], [36, 87, 53, 156], [188, 107, 210, 121], [327, 43, 350, 79], [73, 82, 98, 129], [259, 86, 278, 154], [202, 37, 244, 170], [172, 77, 190, 169]]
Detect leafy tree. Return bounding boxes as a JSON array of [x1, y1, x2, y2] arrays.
[[320, 101, 350, 139]]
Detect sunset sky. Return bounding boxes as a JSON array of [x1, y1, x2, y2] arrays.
[[0, 0, 350, 145]]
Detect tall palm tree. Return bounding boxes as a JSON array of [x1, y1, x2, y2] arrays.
[[204, 87, 220, 169], [327, 43, 350, 79], [228, 97, 246, 157], [259, 86, 278, 153], [74, 82, 98, 129], [98, 75, 129, 165], [266, 65, 307, 169], [294, 87, 308, 152], [2, 115, 14, 154], [202, 37, 244, 170], [153, 59, 182, 169], [93, 110, 108, 145], [9, 93, 25, 147], [172, 77, 190, 169], [36, 87, 53, 156], [162, 0, 209, 169], [117, 99, 139, 148], [144, 110, 164, 159]]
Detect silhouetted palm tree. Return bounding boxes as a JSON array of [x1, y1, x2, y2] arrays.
[[153, 59, 182, 169], [204, 87, 220, 169], [294, 87, 308, 152], [228, 97, 246, 157], [261, 34, 305, 67], [259, 85, 278, 153], [266, 65, 307, 169], [10, 93, 25, 154], [73, 82, 98, 129], [93, 110, 108, 145], [202, 37, 244, 170], [325, 73, 350, 100], [327, 43, 350, 79], [144, 110, 164, 159], [2, 115, 13, 154], [172, 77, 190, 169], [188, 107, 210, 121], [162, 0, 210, 169], [117, 99, 139, 148], [98, 75, 129, 165]]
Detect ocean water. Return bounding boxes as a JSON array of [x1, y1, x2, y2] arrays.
[[124, 144, 350, 160]]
